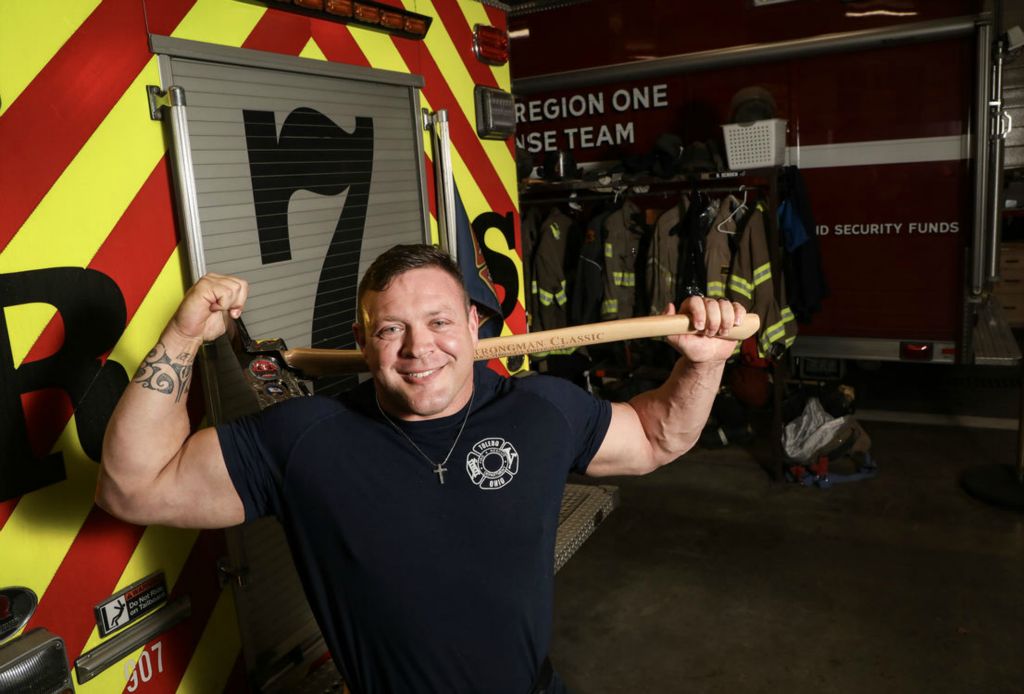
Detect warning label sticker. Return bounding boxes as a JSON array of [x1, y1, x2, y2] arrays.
[[94, 572, 168, 637]]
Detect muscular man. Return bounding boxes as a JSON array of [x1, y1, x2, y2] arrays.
[[98, 244, 745, 694]]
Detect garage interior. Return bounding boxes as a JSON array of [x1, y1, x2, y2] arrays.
[[504, 0, 1024, 692]]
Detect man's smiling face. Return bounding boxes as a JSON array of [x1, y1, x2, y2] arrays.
[[355, 266, 478, 421]]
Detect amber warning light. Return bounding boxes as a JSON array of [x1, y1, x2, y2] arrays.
[[474, 24, 509, 65], [265, 0, 431, 39]]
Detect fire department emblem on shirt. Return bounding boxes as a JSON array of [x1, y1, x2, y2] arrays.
[[466, 438, 519, 490]]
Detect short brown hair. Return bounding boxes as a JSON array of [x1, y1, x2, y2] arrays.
[[357, 244, 468, 316]]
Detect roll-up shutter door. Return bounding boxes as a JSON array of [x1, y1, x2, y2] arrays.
[[157, 38, 429, 397]]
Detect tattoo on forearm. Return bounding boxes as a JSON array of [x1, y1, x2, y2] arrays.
[[133, 342, 195, 403]]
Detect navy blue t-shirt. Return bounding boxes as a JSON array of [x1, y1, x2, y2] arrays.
[[217, 364, 612, 694]]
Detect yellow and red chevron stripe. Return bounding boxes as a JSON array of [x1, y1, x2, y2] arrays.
[[0, 1, 521, 691]]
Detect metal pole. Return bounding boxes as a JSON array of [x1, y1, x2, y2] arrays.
[[972, 22, 993, 295], [986, 39, 1008, 284], [424, 109, 458, 260], [148, 85, 207, 284]]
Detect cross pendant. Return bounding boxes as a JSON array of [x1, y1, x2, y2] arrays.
[[433, 463, 447, 485]]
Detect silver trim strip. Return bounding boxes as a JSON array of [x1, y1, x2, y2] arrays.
[[792, 336, 956, 363], [789, 135, 968, 169], [513, 15, 981, 94], [411, 95, 432, 244], [75, 597, 191, 684], [149, 35, 425, 89], [411, 91, 432, 243]]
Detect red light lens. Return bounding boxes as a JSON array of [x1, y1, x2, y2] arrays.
[[474, 24, 509, 65], [899, 342, 933, 361], [354, 3, 381, 23], [380, 11, 404, 30], [404, 17, 428, 36], [293, 0, 324, 9], [325, 0, 353, 16]]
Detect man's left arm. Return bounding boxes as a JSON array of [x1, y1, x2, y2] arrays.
[[586, 297, 746, 477]]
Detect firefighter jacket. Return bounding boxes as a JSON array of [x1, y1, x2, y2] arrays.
[[570, 208, 611, 325], [726, 203, 797, 357], [522, 206, 544, 331], [601, 199, 643, 319], [529, 207, 573, 336], [674, 194, 710, 303], [647, 198, 688, 314], [706, 196, 741, 299]]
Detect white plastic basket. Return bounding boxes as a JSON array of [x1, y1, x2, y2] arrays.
[[721, 118, 787, 170]]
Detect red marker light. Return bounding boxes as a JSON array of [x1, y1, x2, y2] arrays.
[[899, 342, 933, 361], [474, 24, 509, 65]]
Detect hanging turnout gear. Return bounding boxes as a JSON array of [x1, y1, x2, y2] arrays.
[[706, 195, 743, 299], [674, 191, 712, 303], [647, 198, 689, 314], [522, 205, 545, 331], [529, 207, 576, 356], [570, 209, 611, 325], [726, 202, 797, 358], [601, 199, 643, 319]]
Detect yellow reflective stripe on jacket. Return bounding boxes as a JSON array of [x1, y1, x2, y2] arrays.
[[763, 320, 788, 343], [531, 279, 538, 295], [604, 242, 613, 258], [612, 271, 636, 287], [728, 275, 753, 299], [761, 312, 796, 346], [602, 298, 618, 314], [756, 307, 798, 354], [538, 288, 554, 306], [550, 222, 561, 240], [707, 281, 726, 298], [781, 308, 797, 347], [753, 262, 772, 287], [555, 280, 568, 306]]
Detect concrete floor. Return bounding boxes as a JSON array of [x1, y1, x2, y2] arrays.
[[551, 379, 1024, 693]]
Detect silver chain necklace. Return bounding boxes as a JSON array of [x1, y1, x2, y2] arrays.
[[375, 389, 474, 485]]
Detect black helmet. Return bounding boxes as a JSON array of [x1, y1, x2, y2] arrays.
[[729, 86, 777, 123]]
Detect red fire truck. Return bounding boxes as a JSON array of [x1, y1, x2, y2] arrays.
[[510, 0, 1021, 371], [0, 1, 557, 691]]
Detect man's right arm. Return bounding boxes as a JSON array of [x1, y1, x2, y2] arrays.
[[96, 274, 249, 529]]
